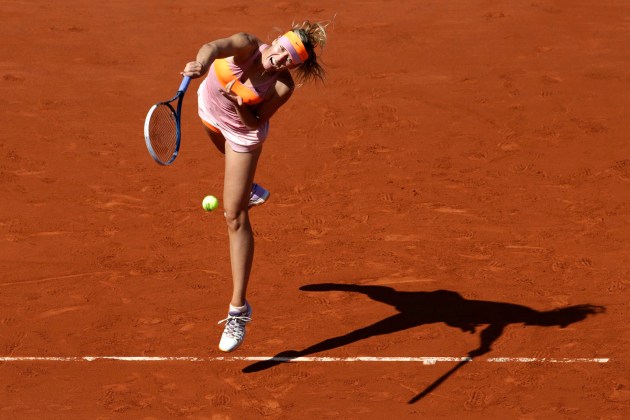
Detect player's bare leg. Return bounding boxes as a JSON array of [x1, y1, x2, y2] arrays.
[[216, 144, 261, 352], [222, 144, 261, 306]]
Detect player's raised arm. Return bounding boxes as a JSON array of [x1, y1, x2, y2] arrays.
[[181, 33, 259, 78]]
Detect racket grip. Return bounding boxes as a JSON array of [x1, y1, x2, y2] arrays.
[[178, 76, 192, 93]]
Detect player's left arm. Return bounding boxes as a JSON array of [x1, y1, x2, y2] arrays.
[[252, 73, 295, 126], [226, 73, 295, 130]]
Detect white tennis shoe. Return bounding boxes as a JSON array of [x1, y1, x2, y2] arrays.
[[218, 302, 252, 352], [249, 183, 270, 207]]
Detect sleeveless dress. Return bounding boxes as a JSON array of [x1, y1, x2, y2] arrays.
[[198, 44, 279, 152]]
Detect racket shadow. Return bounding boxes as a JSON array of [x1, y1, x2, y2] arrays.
[[242, 283, 604, 403]]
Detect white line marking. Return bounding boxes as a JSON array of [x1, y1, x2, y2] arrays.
[[0, 356, 610, 365], [0, 271, 115, 287]]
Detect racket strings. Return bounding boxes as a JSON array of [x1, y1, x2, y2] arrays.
[[147, 104, 178, 162]]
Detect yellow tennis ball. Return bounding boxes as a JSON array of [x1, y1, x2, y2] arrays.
[[202, 195, 219, 211]]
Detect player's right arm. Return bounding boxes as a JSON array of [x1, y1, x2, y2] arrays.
[[182, 33, 259, 79]]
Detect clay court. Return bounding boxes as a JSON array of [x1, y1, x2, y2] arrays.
[[1, 0, 629, 417]]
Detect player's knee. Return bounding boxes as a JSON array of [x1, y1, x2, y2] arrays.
[[223, 208, 247, 231]]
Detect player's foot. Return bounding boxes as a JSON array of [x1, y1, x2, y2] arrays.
[[218, 302, 252, 352], [249, 183, 270, 207]]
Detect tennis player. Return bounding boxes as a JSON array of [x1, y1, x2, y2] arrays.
[[182, 21, 328, 352]]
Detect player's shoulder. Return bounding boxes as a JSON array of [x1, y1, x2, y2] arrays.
[[268, 72, 294, 101], [230, 32, 262, 48], [262, 72, 294, 103], [276, 71, 295, 93], [229, 32, 263, 61]]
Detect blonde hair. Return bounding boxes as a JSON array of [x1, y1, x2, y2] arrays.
[[291, 20, 328, 84]]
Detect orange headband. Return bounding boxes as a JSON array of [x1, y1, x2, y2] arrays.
[[279, 30, 309, 64]]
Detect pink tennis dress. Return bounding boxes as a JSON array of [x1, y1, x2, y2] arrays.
[[198, 44, 279, 152]]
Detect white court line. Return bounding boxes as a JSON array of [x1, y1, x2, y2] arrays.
[[0, 356, 610, 365]]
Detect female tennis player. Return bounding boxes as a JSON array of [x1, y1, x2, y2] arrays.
[[182, 21, 328, 352]]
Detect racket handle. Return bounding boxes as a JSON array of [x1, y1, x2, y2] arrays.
[[178, 76, 192, 93]]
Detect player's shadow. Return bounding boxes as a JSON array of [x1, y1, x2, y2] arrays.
[[242, 283, 604, 403]]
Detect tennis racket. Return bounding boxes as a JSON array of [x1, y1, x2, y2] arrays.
[[143, 76, 191, 165]]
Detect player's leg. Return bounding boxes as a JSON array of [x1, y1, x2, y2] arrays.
[[217, 144, 262, 352], [223, 144, 262, 307], [202, 124, 269, 207], [202, 124, 226, 155]]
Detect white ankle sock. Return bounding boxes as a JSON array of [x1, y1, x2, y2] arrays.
[[230, 303, 247, 313]]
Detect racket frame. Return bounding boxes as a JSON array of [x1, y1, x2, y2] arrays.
[[144, 76, 191, 165]]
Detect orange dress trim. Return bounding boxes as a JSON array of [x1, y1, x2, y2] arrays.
[[213, 58, 263, 105]]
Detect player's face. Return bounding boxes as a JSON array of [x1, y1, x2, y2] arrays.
[[262, 40, 297, 71]]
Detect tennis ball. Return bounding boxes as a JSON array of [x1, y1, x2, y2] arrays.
[[202, 195, 219, 211]]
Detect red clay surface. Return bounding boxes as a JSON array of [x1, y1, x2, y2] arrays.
[[1, 0, 629, 418]]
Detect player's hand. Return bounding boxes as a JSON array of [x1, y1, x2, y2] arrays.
[[219, 79, 244, 106], [181, 61, 205, 78]]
